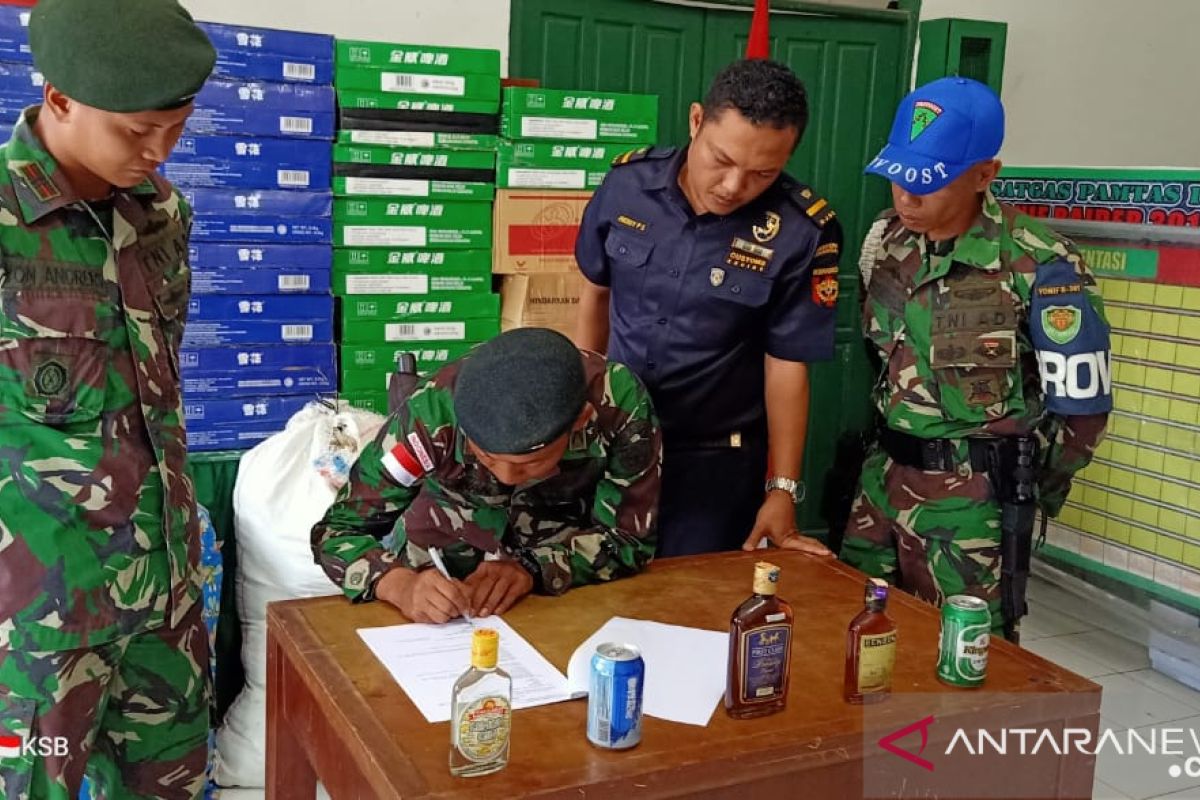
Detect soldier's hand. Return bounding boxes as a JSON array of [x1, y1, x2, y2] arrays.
[[464, 561, 534, 618], [743, 492, 834, 556], [376, 567, 473, 624]]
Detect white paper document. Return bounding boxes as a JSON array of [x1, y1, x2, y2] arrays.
[[566, 617, 728, 727], [358, 616, 572, 723]]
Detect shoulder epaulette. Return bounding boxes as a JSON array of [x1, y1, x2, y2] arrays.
[[610, 146, 676, 168], [780, 179, 838, 229]]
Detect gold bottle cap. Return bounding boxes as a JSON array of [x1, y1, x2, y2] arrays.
[[753, 561, 781, 595], [471, 628, 499, 669]]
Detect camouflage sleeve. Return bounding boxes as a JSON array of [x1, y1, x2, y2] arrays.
[[1028, 254, 1111, 516], [520, 363, 661, 595], [310, 403, 439, 601]]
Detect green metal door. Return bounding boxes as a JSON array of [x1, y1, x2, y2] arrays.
[[510, 0, 917, 533]]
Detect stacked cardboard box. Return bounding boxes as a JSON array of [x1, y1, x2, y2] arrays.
[[333, 40, 503, 413], [0, 6, 39, 141], [494, 87, 658, 337], [177, 23, 337, 452]]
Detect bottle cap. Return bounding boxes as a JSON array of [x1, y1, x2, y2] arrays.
[[471, 628, 499, 669], [753, 561, 781, 596]]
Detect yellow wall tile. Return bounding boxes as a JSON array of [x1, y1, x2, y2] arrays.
[[1081, 485, 1109, 510], [1180, 316, 1200, 343], [1173, 372, 1200, 396], [1136, 449, 1166, 473], [1164, 455, 1194, 481], [1190, 488, 1200, 511], [1122, 338, 1148, 361], [1187, 515, 1200, 541], [1134, 501, 1161, 528], [1110, 416, 1139, 439], [1169, 399, 1199, 426], [1126, 310, 1154, 333], [1139, 421, 1168, 446], [1161, 481, 1189, 507], [1182, 287, 1200, 311], [1115, 389, 1143, 414], [1149, 341, 1179, 365], [1109, 466, 1137, 491], [1158, 536, 1184, 561], [1192, 460, 1200, 484], [1107, 494, 1134, 520], [1179, 345, 1200, 370], [1106, 520, 1131, 545], [1184, 543, 1200, 570], [1147, 368, 1175, 392], [1105, 280, 1130, 301], [1110, 442, 1139, 467], [1152, 313, 1182, 338], [1079, 510, 1106, 537], [1058, 504, 1083, 528], [1161, 509, 1189, 536], [1131, 527, 1157, 553], [1135, 474, 1162, 501], [1157, 285, 1186, 307], [1144, 395, 1172, 420], [1128, 283, 1158, 305]]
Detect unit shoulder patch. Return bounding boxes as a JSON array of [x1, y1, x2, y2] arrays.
[[610, 146, 676, 168], [781, 180, 837, 228]]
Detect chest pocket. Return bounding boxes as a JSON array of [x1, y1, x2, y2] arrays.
[[926, 267, 1021, 414], [605, 230, 653, 298], [0, 256, 112, 427], [704, 266, 773, 308]]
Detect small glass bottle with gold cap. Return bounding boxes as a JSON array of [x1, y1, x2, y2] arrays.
[[450, 628, 512, 777], [725, 561, 794, 719], [844, 577, 898, 704]]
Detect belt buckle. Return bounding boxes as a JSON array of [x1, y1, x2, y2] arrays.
[[730, 432, 742, 449]]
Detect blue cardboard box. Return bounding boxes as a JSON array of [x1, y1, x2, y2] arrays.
[[191, 266, 331, 295], [185, 394, 311, 428], [186, 107, 336, 140], [189, 216, 333, 244], [188, 243, 333, 271], [181, 317, 334, 347], [187, 424, 279, 452], [198, 22, 334, 62], [0, 62, 41, 101], [213, 52, 334, 86], [163, 161, 331, 191], [196, 79, 335, 112], [187, 294, 333, 321], [172, 135, 331, 166], [182, 188, 333, 217], [0, 5, 32, 63], [180, 345, 337, 398]]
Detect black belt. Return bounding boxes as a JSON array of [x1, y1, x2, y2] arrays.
[[878, 427, 998, 473]]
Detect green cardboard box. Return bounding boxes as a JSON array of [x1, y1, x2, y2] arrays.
[[341, 391, 390, 415], [333, 143, 496, 171], [336, 41, 501, 77], [337, 66, 501, 103], [334, 247, 492, 273], [334, 200, 492, 249], [501, 87, 658, 143], [340, 292, 500, 322], [497, 139, 631, 189], [340, 317, 501, 345], [338, 90, 499, 115], [333, 176, 495, 202], [341, 341, 478, 372], [338, 129, 499, 152]]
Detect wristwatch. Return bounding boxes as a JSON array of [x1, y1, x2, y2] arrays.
[[765, 476, 805, 504]]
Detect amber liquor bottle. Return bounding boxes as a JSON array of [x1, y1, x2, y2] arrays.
[[844, 578, 898, 704], [726, 561, 794, 719]]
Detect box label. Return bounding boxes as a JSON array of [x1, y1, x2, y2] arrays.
[[342, 226, 428, 248], [385, 322, 467, 342], [505, 168, 587, 190], [343, 177, 431, 197], [345, 274, 431, 294], [381, 72, 467, 97], [351, 130, 436, 148], [521, 117, 598, 140]]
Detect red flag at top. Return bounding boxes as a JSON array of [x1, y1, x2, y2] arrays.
[[746, 0, 770, 59]]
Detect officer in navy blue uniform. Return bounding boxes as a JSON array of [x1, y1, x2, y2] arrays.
[[575, 59, 842, 558]]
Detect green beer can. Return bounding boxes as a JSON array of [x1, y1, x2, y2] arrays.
[[936, 595, 990, 687]]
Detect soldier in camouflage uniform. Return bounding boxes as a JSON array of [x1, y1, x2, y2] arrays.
[[0, 1, 216, 798], [312, 328, 662, 624], [840, 78, 1111, 637]]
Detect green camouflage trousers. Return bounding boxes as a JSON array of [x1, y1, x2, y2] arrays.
[[0, 600, 209, 800], [840, 448, 1005, 632]]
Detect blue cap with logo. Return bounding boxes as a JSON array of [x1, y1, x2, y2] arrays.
[[864, 77, 1005, 196]]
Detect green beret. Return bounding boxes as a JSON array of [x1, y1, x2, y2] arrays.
[[30, 0, 216, 113], [455, 329, 587, 455]]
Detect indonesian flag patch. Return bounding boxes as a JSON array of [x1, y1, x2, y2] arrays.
[[381, 440, 426, 487], [0, 733, 22, 759]]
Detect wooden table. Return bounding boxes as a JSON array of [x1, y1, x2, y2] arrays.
[[266, 551, 1101, 799]]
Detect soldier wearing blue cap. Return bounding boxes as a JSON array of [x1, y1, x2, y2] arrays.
[[575, 60, 840, 558], [0, 1, 216, 798], [840, 78, 1111, 642]]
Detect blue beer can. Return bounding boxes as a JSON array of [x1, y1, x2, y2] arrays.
[[587, 642, 644, 749]]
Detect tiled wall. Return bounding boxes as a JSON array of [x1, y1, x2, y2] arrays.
[[1045, 278, 1200, 600]]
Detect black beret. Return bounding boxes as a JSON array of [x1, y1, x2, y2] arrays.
[[455, 328, 587, 455], [30, 0, 216, 113]]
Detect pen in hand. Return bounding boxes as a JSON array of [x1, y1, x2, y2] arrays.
[[428, 547, 474, 624]]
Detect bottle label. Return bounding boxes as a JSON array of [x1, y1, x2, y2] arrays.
[[739, 624, 792, 704], [454, 696, 511, 763], [857, 630, 898, 694]]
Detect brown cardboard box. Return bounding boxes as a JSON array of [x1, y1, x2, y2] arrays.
[[492, 189, 594, 274], [500, 272, 584, 337]]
